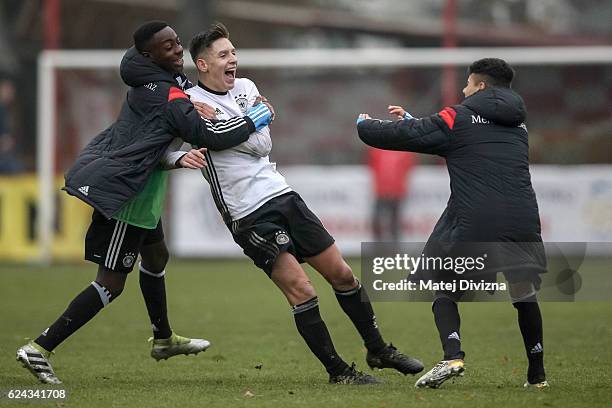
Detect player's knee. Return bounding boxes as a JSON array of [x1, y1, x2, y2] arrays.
[[108, 285, 124, 299], [103, 278, 125, 298], [296, 279, 317, 300], [94, 279, 124, 301], [512, 294, 538, 308], [95, 266, 127, 301], [287, 278, 316, 303], [509, 281, 537, 303], [140, 243, 169, 274], [432, 294, 457, 311], [329, 263, 356, 290]]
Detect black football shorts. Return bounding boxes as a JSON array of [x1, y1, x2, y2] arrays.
[[231, 192, 335, 276], [84, 210, 165, 273]]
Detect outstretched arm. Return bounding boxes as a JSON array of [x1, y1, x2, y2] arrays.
[[356, 107, 455, 156]]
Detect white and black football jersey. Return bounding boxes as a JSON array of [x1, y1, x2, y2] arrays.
[[183, 78, 291, 223]]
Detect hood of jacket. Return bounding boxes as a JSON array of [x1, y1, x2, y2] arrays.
[[120, 46, 177, 87], [462, 87, 526, 127]]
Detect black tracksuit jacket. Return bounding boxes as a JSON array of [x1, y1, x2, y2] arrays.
[[64, 47, 255, 218], [358, 87, 546, 275]]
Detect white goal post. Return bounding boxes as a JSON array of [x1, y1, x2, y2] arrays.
[[37, 46, 612, 263]]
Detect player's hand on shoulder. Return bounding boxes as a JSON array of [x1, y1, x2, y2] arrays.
[[194, 101, 216, 119], [257, 95, 275, 121], [179, 147, 207, 169]]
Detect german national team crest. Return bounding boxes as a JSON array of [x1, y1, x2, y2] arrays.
[[275, 232, 290, 245], [122, 252, 136, 268], [235, 93, 249, 113]]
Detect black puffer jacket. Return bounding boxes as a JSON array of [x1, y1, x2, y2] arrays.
[[64, 46, 255, 218], [358, 87, 545, 275]]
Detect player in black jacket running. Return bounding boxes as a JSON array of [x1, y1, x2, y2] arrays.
[[357, 58, 548, 389], [16, 21, 272, 385]]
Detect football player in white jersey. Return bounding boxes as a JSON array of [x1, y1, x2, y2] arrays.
[[178, 23, 424, 384]]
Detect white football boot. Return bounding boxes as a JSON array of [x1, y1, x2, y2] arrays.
[[16, 342, 62, 384], [415, 359, 465, 389], [150, 332, 211, 361]]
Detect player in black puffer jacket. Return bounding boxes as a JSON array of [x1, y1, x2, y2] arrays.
[[357, 58, 548, 389], [17, 21, 271, 385]]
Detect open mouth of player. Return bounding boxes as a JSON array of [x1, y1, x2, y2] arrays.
[[224, 68, 236, 82]]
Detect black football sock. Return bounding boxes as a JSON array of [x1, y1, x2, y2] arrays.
[[514, 298, 545, 383], [432, 297, 465, 360], [334, 281, 386, 353], [139, 263, 172, 339], [293, 297, 348, 376], [34, 282, 112, 352]]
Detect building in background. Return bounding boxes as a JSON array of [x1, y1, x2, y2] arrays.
[[0, 0, 610, 169]]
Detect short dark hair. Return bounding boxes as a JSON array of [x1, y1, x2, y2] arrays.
[[468, 58, 515, 88], [133, 20, 169, 52], [189, 22, 230, 63]]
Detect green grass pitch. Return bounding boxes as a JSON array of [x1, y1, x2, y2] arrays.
[[1, 259, 611, 407]]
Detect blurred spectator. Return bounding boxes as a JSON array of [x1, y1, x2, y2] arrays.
[[0, 79, 23, 174], [368, 147, 416, 241]]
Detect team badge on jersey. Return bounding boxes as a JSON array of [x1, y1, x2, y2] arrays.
[[122, 252, 136, 268], [275, 231, 290, 245], [234, 93, 249, 113]]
